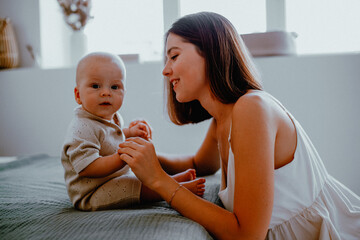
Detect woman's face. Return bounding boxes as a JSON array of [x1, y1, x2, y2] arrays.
[[163, 33, 208, 103]]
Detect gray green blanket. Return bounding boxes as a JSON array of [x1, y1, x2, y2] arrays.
[[0, 154, 222, 240]]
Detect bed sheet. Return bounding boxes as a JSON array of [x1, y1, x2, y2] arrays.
[[0, 154, 222, 240]]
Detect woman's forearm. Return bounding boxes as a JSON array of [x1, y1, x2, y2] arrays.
[[117, 138, 262, 239], [157, 119, 220, 176], [153, 175, 243, 240], [157, 153, 220, 176], [157, 153, 196, 175]]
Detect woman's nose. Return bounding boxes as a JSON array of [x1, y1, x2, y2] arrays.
[[162, 62, 172, 77]]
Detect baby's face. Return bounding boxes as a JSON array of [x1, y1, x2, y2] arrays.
[[75, 57, 125, 120]]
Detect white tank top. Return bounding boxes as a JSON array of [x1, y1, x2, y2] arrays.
[[218, 93, 329, 228]]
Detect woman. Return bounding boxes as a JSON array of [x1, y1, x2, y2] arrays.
[[118, 12, 360, 239]]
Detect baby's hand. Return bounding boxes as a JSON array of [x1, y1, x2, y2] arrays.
[[127, 119, 152, 140]]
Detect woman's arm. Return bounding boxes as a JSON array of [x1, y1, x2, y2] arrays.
[[118, 96, 276, 239], [161, 97, 275, 239], [158, 118, 221, 176], [228, 94, 276, 238]]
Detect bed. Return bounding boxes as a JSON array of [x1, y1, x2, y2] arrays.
[[0, 154, 222, 240]]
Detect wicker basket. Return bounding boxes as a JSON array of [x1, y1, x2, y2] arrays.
[[0, 18, 19, 69]]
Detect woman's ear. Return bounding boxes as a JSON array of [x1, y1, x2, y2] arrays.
[[74, 87, 82, 105]]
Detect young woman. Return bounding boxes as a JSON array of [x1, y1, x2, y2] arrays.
[[118, 12, 360, 239]]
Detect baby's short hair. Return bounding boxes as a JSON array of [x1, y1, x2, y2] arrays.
[[75, 52, 126, 86]]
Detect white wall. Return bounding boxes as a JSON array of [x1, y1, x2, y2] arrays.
[[256, 53, 360, 195], [1, 53, 359, 195], [0, 63, 209, 157]]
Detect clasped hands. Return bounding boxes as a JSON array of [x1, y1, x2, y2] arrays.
[[119, 120, 165, 188]]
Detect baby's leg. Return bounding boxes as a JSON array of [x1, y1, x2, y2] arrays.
[[79, 174, 141, 211], [180, 178, 206, 197], [171, 169, 205, 196], [172, 168, 196, 182]]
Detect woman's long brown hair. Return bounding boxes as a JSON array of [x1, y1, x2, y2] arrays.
[[165, 12, 263, 125]]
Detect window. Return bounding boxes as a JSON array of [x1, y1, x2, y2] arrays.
[[180, 0, 266, 35], [286, 0, 360, 54], [85, 0, 164, 62], [40, 0, 360, 68]]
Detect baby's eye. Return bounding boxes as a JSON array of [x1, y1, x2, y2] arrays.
[[111, 85, 119, 90], [92, 84, 100, 89]]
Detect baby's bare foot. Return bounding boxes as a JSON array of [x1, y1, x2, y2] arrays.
[[181, 178, 206, 197], [172, 169, 196, 182]]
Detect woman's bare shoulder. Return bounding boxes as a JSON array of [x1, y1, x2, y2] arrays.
[[232, 90, 273, 118]]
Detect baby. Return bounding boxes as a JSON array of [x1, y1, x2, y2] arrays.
[[61, 52, 205, 211]]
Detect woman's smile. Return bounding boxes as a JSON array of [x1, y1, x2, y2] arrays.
[[170, 78, 180, 90]]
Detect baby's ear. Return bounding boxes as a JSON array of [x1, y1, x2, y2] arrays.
[[74, 87, 82, 105]]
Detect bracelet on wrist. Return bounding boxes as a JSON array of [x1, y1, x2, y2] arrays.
[[168, 184, 183, 207]]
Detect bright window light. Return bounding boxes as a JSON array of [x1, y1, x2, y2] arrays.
[[84, 0, 164, 62], [180, 0, 267, 35], [41, 0, 360, 68], [286, 0, 360, 54]]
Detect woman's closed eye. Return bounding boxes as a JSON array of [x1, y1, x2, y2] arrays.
[[171, 54, 178, 60]]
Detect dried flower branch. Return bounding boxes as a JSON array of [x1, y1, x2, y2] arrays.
[[57, 0, 93, 31], [26, 45, 35, 60]]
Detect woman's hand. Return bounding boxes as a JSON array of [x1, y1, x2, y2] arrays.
[[118, 137, 166, 189]]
